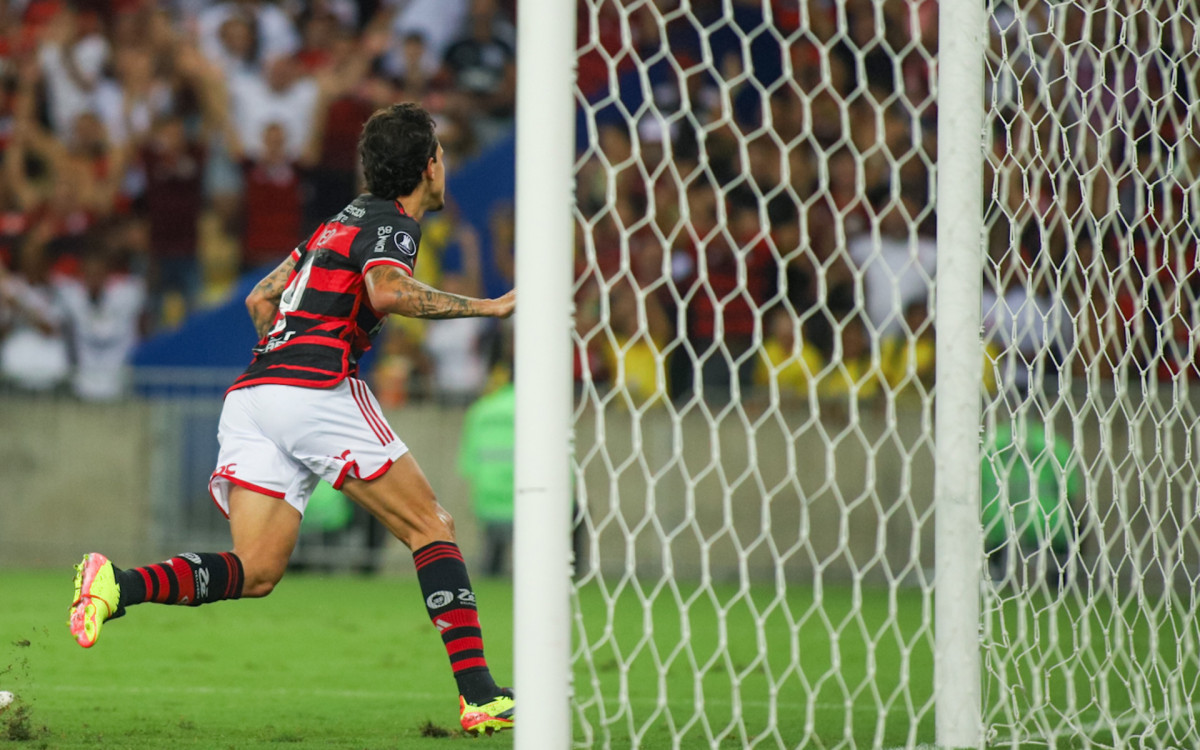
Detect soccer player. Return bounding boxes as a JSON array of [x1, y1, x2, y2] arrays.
[[68, 103, 516, 736]]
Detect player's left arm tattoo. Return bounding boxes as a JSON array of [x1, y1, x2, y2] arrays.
[[365, 266, 515, 320], [245, 256, 295, 337]]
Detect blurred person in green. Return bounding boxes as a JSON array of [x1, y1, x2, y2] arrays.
[[981, 418, 1082, 588], [458, 367, 515, 576]]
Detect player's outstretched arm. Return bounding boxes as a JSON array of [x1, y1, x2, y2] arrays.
[[245, 256, 296, 337], [366, 266, 515, 320]]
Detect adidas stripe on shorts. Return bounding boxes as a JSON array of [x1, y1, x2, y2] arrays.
[[208, 378, 409, 518]]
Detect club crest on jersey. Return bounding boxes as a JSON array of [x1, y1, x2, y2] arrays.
[[394, 231, 417, 258]]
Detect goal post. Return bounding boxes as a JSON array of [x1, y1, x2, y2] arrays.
[[512, 0, 576, 748], [934, 0, 986, 746]]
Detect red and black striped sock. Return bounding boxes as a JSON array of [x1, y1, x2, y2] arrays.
[[115, 553, 244, 609], [413, 541, 500, 705]]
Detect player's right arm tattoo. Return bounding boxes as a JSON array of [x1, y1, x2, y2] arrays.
[[366, 266, 515, 319], [245, 256, 295, 337]]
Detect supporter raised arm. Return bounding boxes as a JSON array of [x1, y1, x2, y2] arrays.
[[3, 118, 39, 215], [300, 26, 388, 169], [36, 6, 109, 139], [173, 41, 232, 142], [8, 59, 123, 220]]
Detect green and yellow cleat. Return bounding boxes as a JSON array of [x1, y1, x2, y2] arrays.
[[68, 553, 121, 648], [459, 688, 514, 736]]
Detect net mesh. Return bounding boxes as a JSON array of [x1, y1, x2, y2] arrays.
[[981, 1, 1200, 747], [566, 1, 1200, 748]]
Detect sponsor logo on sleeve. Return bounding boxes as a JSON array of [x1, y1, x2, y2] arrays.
[[394, 231, 417, 259]]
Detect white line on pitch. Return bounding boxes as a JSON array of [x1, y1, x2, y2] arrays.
[[34, 683, 877, 713]]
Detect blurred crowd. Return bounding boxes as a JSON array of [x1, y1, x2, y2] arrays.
[[2, 0, 1195, 407], [571, 0, 1197, 410], [0, 0, 518, 400]]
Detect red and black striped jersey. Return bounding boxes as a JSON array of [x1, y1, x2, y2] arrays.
[[229, 194, 421, 392]]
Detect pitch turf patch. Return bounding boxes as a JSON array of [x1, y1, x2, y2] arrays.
[[418, 720, 454, 738]]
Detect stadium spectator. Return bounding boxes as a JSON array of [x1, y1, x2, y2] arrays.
[[199, 6, 262, 77], [432, 106, 479, 165], [832, 0, 901, 97], [755, 305, 820, 402], [600, 277, 671, 410], [982, 251, 1076, 399], [92, 44, 173, 149], [382, 0, 470, 77], [457, 355, 515, 576], [128, 41, 232, 324], [299, 22, 390, 228], [224, 53, 318, 161], [440, 0, 516, 148], [294, 8, 346, 72], [197, 0, 299, 76], [879, 298, 936, 398], [234, 121, 310, 271], [209, 34, 375, 269], [488, 202, 515, 287], [304, 71, 385, 228], [422, 225, 494, 404], [380, 30, 439, 97], [671, 185, 775, 403], [34, 5, 108, 141], [848, 195, 937, 339], [6, 60, 124, 226], [137, 112, 206, 322], [58, 242, 146, 401], [572, 270, 609, 393], [4, 110, 104, 268], [818, 312, 884, 401], [0, 234, 70, 392], [372, 322, 428, 408]]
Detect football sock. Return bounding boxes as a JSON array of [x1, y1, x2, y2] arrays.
[[413, 541, 500, 705], [115, 553, 244, 609]]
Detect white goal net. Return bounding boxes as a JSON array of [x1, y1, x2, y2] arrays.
[[562, 0, 1200, 748]]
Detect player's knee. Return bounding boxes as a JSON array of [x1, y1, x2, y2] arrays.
[[420, 503, 455, 542], [237, 555, 288, 598], [390, 502, 455, 549], [438, 506, 456, 538]]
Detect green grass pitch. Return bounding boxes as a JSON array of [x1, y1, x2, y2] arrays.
[[3, 571, 513, 749], [1, 570, 1196, 749]]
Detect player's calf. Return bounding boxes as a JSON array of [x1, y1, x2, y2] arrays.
[[115, 552, 245, 606], [69, 551, 246, 648], [413, 540, 508, 707]]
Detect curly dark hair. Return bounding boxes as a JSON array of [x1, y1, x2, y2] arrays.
[[358, 103, 438, 200]]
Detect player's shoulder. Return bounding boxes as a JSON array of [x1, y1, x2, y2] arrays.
[[337, 194, 421, 234], [342, 195, 423, 270]]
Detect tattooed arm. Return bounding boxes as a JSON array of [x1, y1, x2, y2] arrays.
[[365, 266, 515, 319], [245, 256, 295, 337]]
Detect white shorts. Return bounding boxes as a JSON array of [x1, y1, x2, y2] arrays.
[[208, 378, 409, 518]]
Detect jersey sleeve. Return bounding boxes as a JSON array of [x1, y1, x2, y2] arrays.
[[352, 213, 423, 277]]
